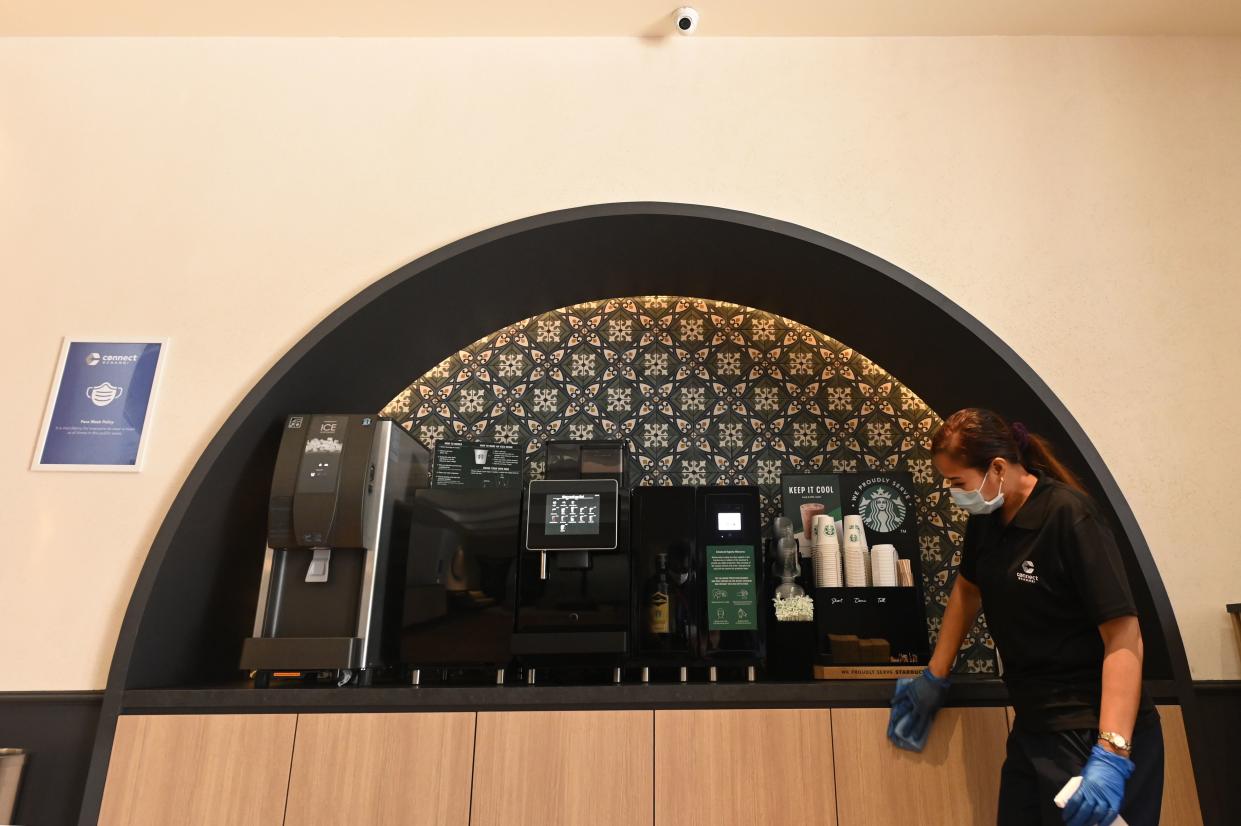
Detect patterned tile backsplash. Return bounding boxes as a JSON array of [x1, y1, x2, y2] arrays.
[[381, 295, 996, 675]]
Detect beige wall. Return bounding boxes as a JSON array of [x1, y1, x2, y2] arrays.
[[1, 37, 1239, 690]]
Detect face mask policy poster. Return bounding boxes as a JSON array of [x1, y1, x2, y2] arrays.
[[31, 339, 167, 472]]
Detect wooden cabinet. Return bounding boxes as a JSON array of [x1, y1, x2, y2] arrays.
[[1158, 705, 1204, 826], [98, 713, 296, 826], [97, 704, 1204, 826], [655, 709, 836, 826], [831, 707, 1009, 826], [470, 710, 654, 826], [284, 712, 475, 826]]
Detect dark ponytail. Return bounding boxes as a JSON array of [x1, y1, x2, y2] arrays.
[[931, 408, 1085, 492]]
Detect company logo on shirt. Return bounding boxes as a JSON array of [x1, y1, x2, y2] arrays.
[[1017, 559, 1038, 584], [86, 382, 124, 407]]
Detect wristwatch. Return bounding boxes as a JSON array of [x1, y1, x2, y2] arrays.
[[1097, 730, 1133, 756]]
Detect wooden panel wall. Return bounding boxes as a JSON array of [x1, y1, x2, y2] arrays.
[[284, 712, 475, 826], [98, 713, 296, 826], [831, 707, 1009, 826], [1158, 705, 1204, 826], [655, 709, 836, 826], [98, 705, 1204, 826], [470, 710, 654, 826]]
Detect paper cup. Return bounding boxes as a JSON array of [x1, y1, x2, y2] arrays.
[[871, 544, 898, 587], [843, 547, 868, 587], [813, 543, 842, 587], [811, 514, 835, 546], [842, 514, 866, 552]]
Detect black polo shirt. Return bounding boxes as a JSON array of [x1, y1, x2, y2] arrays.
[[959, 471, 1153, 731]]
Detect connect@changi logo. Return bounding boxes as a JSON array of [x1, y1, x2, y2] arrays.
[[86, 382, 124, 407], [85, 352, 101, 366], [1017, 559, 1039, 584]]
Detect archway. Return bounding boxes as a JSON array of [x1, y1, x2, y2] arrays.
[[78, 202, 1199, 822]]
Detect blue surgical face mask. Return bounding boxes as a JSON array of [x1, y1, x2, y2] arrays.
[[950, 468, 1004, 515]]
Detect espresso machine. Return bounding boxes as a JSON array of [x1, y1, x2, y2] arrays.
[[240, 414, 429, 686], [401, 487, 522, 685], [513, 441, 631, 682], [630, 485, 764, 682]]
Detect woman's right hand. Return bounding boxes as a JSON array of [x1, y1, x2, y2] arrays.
[[888, 669, 951, 751]]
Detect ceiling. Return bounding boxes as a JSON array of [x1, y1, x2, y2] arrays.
[[2, 0, 1240, 37]]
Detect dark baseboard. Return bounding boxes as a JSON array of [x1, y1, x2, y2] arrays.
[[0, 691, 103, 826], [1193, 680, 1241, 826]]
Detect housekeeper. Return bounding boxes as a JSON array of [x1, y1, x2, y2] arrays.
[[888, 408, 1163, 826]]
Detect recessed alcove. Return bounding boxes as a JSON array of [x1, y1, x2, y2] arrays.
[[380, 295, 994, 673]]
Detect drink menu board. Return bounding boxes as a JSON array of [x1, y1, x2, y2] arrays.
[[781, 475, 843, 547], [544, 492, 600, 534]]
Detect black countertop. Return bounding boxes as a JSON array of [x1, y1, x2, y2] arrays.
[[120, 677, 1028, 715], [119, 676, 1182, 715]]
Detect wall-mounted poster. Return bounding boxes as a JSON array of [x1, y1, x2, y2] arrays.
[[31, 339, 167, 472]]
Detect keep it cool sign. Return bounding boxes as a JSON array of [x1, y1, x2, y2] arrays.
[[33, 339, 167, 471]]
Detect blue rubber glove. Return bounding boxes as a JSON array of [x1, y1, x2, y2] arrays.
[[887, 668, 951, 752], [1062, 745, 1134, 826]]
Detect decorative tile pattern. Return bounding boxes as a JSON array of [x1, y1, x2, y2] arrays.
[[381, 296, 996, 675]]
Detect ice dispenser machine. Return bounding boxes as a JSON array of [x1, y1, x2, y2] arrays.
[[240, 414, 429, 685]]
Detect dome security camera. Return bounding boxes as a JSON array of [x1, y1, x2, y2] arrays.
[[673, 7, 699, 35]]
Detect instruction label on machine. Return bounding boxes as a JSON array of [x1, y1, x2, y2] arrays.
[[432, 440, 522, 489], [706, 545, 758, 631]]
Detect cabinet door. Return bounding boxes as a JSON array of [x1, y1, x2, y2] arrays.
[[284, 712, 475, 826], [655, 709, 836, 826], [1157, 705, 1204, 826], [98, 713, 296, 826], [831, 707, 1008, 826], [470, 710, 654, 826]]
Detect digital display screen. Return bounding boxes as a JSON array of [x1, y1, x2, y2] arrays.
[[717, 511, 742, 532], [544, 493, 601, 535]]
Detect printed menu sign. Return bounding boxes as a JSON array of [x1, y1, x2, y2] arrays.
[[32, 339, 166, 471], [781, 474, 843, 540], [706, 545, 758, 631], [432, 440, 522, 489]]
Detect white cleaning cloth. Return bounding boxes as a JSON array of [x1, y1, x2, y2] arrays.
[[1053, 776, 1130, 826]]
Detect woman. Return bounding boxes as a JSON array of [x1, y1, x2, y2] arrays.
[[888, 409, 1163, 826]]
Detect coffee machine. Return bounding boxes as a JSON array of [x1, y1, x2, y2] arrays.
[[240, 414, 429, 686], [631, 485, 764, 681], [513, 441, 631, 681], [400, 487, 523, 684]]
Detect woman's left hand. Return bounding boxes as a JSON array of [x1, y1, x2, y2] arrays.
[[1062, 745, 1133, 826]]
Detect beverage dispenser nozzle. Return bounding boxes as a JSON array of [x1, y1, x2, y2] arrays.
[[305, 547, 331, 583]]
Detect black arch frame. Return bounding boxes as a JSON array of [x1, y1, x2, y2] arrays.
[[77, 202, 1208, 823]]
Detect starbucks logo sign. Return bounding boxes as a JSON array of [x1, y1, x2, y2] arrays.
[[857, 483, 908, 533]]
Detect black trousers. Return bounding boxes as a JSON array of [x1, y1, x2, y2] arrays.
[[997, 709, 1164, 826]]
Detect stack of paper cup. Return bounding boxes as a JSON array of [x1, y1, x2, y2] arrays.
[[811, 514, 842, 587], [871, 544, 899, 587], [842, 515, 869, 587]]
